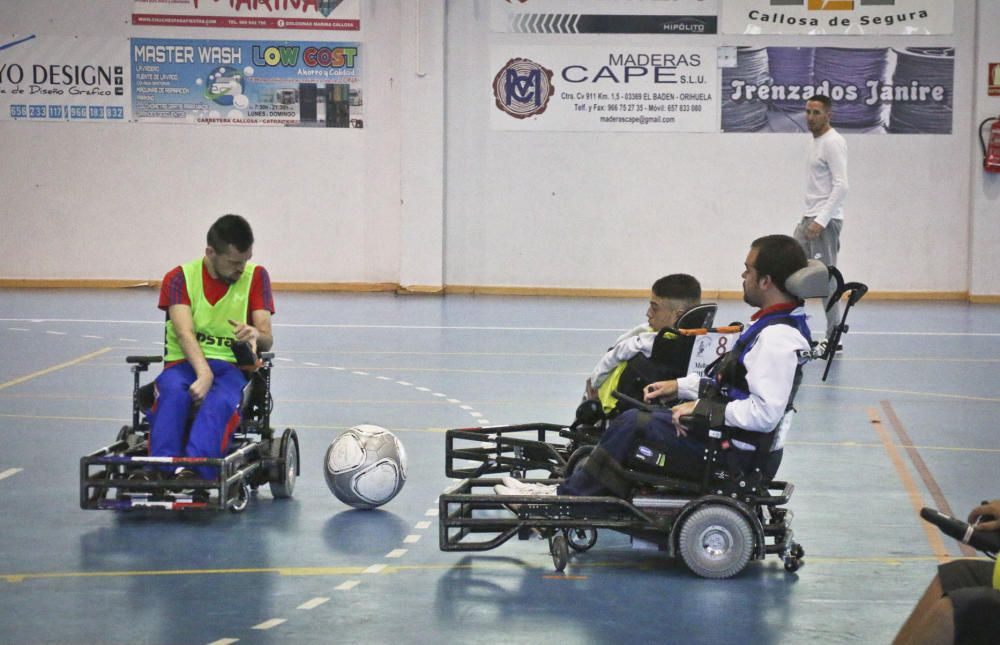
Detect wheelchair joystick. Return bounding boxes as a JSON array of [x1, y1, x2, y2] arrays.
[[920, 507, 1000, 555]]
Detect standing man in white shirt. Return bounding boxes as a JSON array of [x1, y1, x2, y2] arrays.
[[794, 94, 848, 345]]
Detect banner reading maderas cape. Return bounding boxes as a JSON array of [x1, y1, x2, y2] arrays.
[[491, 45, 718, 132], [131, 38, 363, 127], [721, 46, 954, 134]]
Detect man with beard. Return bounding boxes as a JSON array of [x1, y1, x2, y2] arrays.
[[143, 214, 275, 483], [495, 235, 812, 498]]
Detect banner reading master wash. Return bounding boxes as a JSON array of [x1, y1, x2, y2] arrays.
[[133, 0, 360, 31], [131, 38, 363, 127], [0, 34, 129, 122], [721, 0, 953, 36], [490, 45, 718, 132]]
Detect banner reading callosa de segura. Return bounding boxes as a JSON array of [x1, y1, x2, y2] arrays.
[[131, 38, 363, 127], [0, 35, 129, 122], [490, 45, 718, 132], [721, 0, 953, 36]]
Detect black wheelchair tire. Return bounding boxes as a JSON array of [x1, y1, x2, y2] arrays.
[[565, 527, 598, 552], [677, 505, 755, 579], [564, 445, 594, 478], [550, 534, 569, 572], [269, 428, 298, 499]]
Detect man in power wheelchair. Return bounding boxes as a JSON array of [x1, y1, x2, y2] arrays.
[[79, 214, 299, 512], [440, 235, 868, 578], [80, 351, 299, 511]]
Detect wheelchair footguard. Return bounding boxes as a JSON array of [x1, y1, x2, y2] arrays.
[[438, 477, 803, 578], [445, 422, 601, 480], [79, 354, 300, 513]]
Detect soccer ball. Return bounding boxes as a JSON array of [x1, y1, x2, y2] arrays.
[[324, 425, 407, 509]]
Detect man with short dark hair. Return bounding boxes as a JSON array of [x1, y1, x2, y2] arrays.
[[146, 214, 275, 482], [587, 274, 702, 414], [795, 94, 848, 343], [496, 235, 811, 497]]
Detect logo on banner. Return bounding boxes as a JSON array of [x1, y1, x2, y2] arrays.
[[492, 57, 554, 119], [771, 1, 899, 8], [318, 0, 342, 17]]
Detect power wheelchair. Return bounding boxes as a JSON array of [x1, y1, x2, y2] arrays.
[[439, 262, 868, 578], [79, 352, 300, 513]]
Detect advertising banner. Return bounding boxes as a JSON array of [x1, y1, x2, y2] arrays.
[[720, 46, 954, 134], [490, 45, 718, 132], [0, 34, 129, 123], [131, 38, 363, 127], [721, 0, 953, 36], [491, 0, 719, 35], [133, 0, 360, 31]]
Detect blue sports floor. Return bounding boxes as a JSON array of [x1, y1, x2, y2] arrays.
[[0, 289, 997, 644]]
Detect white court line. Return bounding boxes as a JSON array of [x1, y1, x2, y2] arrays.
[[274, 357, 293, 362], [329, 366, 345, 371], [81, 335, 103, 339], [432, 392, 446, 397], [415, 521, 432, 530], [252, 618, 286, 630], [45, 331, 67, 336], [352, 371, 369, 376], [425, 508, 439, 517], [478, 419, 491, 425], [297, 597, 330, 609], [364, 564, 387, 574], [396, 381, 412, 386], [118, 338, 137, 342], [0, 468, 23, 481], [469, 412, 482, 417], [386, 549, 407, 558], [303, 362, 319, 367], [335, 580, 361, 591], [447, 398, 461, 403], [206, 639, 239, 645], [415, 387, 430, 392], [404, 535, 421, 544], [376, 376, 392, 381], [9, 328, 29, 331], [5, 318, 1000, 337]]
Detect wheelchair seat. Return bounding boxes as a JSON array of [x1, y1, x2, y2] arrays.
[[673, 302, 717, 330]]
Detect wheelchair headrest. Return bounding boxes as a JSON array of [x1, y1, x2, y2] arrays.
[[674, 303, 717, 330], [785, 260, 830, 300]]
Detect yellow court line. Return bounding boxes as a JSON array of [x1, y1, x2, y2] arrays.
[[0, 348, 112, 391], [867, 407, 949, 562], [5, 553, 984, 585]]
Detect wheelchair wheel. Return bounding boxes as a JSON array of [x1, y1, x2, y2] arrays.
[[268, 428, 298, 499], [550, 534, 569, 572], [564, 445, 594, 478], [677, 505, 754, 579], [565, 527, 598, 552], [228, 481, 251, 513]]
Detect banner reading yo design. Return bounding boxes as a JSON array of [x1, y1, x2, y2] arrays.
[[720, 46, 954, 134], [490, 45, 718, 132], [0, 34, 129, 122], [132, 38, 363, 127], [721, 0, 953, 36], [133, 0, 360, 31]]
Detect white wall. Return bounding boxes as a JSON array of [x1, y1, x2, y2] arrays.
[[0, 0, 995, 297], [444, 0, 978, 294], [970, 0, 1000, 299]]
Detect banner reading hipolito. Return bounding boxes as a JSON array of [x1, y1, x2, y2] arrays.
[[490, 45, 718, 132], [720, 46, 954, 134], [491, 0, 719, 35], [133, 0, 360, 31], [0, 34, 129, 123], [132, 38, 363, 127], [721, 0, 953, 35]]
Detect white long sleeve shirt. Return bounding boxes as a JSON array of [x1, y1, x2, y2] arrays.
[[589, 327, 656, 389], [805, 128, 849, 227], [676, 318, 810, 441]]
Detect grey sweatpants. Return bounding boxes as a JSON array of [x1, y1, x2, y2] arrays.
[[793, 217, 843, 341]]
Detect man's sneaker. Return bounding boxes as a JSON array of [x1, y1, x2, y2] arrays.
[[495, 482, 557, 496], [127, 469, 159, 482], [500, 476, 558, 494], [173, 468, 209, 502]]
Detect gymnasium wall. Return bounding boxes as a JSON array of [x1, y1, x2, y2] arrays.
[[0, 1, 995, 298]]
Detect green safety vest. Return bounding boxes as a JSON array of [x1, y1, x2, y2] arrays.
[[994, 557, 999, 591], [164, 257, 256, 363]]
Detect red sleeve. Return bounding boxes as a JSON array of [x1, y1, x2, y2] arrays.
[[158, 266, 189, 312], [248, 265, 275, 317]]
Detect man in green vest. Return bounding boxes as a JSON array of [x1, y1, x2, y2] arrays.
[[145, 214, 275, 483]]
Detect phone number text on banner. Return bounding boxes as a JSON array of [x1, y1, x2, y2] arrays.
[[131, 38, 363, 127], [0, 35, 129, 123], [132, 0, 361, 31], [491, 46, 718, 132]]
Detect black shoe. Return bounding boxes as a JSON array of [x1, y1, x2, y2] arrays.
[[173, 468, 209, 501], [127, 469, 159, 482]]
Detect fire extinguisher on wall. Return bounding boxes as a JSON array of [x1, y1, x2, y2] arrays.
[[981, 116, 1000, 173]]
